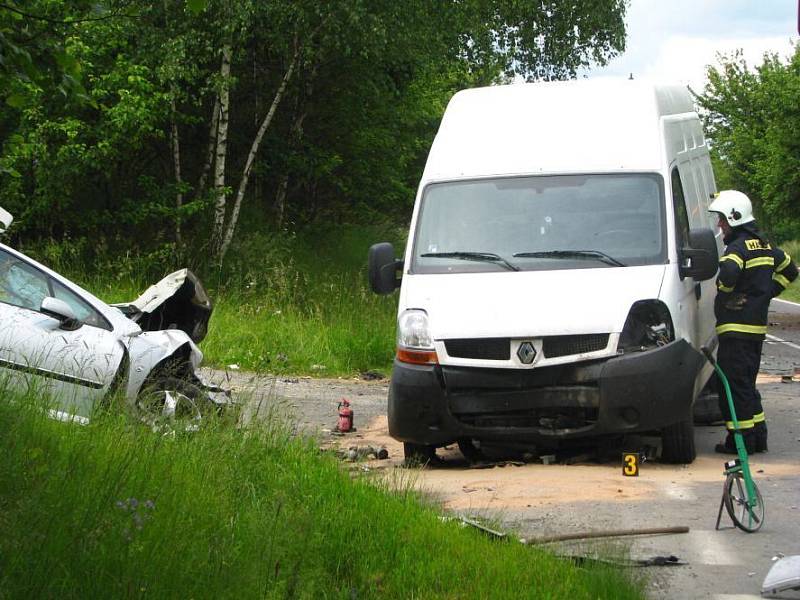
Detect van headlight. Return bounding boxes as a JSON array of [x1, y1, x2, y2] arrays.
[[618, 300, 674, 353], [397, 309, 433, 349], [396, 310, 438, 365]]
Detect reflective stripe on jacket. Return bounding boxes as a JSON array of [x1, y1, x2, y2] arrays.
[[715, 223, 799, 339]]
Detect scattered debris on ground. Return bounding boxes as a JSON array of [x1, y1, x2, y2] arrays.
[[359, 370, 385, 381], [337, 445, 389, 461]]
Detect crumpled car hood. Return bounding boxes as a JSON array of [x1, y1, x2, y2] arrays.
[[113, 269, 212, 344]]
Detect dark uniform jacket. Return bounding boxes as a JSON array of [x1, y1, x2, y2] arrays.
[[715, 222, 798, 339]]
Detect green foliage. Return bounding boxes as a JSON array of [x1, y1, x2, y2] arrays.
[[1, 0, 628, 252], [698, 45, 800, 241], [0, 390, 645, 598], [0, 0, 94, 108], [778, 239, 800, 303]]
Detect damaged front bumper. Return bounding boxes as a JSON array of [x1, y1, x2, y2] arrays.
[[388, 339, 704, 447]]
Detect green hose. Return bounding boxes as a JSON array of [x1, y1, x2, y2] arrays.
[[701, 346, 760, 519]]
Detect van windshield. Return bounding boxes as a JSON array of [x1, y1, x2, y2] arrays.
[[412, 173, 666, 273]]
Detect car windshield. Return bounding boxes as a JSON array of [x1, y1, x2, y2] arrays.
[[412, 174, 666, 273]]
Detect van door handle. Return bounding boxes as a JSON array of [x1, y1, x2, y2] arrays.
[[694, 282, 702, 300]]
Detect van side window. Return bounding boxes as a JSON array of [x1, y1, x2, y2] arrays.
[[671, 168, 690, 249]]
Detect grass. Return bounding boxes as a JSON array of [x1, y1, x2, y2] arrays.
[[200, 271, 397, 375], [0, 390, 645, 599]]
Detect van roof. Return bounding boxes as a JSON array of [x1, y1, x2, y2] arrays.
[[421, 79, 697, 184]]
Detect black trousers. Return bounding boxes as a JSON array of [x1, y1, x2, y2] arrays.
[[716, 336, 764, 431]]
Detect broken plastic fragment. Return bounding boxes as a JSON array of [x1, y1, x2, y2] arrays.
[[762, 556, 800, 597]]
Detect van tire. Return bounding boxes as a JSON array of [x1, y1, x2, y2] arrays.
[[694, 376, 724, 424], [457, 439, 484, 463], [403, 443, 440, 466], [661, 418, 696, 464]]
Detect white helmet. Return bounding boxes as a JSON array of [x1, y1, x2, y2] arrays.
[[709, 190, 754, 227]]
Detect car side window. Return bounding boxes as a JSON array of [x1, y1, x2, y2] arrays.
[[0, 249, 49, 311], [51, 279, 110, 330], [671, 167, 690, 249]]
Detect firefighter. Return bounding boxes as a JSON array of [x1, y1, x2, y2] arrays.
[[709, 190, 798, 454]]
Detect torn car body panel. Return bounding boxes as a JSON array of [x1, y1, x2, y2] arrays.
[[113, 268, 212, 344], [123, 330, 202, 399], [0, 207, 12, 233]]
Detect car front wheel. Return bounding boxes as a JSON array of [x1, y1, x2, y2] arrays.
[[136, 376, 206, 433]]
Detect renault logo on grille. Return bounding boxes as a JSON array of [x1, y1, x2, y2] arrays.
[[517, 341, 536, 364]]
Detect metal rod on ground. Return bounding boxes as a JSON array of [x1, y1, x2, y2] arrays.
[[524, 526, 689, 544], [458, 516, 507, 539]]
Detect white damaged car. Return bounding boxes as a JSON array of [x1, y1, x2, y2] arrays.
[[0, 206, 229, 425]]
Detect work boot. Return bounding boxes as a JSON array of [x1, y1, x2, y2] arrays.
[[754, 421, 768, 453], [715, 431, 756, 455]]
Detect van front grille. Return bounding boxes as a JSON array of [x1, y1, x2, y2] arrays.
[[444, 338, 510, 360], [542, 334, 609, 358]]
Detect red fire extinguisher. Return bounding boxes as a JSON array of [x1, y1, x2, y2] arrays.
[[337, 398, 354, 433]]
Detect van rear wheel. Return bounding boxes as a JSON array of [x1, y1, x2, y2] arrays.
[[661, 417, 696, 464]]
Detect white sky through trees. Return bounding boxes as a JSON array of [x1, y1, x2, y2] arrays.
[[591, 0, 798, 92]]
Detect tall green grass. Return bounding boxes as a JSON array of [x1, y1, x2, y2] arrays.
[[0, 392, 644, 599], [202, 273, 396, 374]]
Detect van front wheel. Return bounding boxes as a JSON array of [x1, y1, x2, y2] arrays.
[[661, 417, 696, 464], [403, 443, 440, 466]]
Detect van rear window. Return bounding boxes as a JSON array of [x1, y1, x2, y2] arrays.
[[412, 173, 666, 273]]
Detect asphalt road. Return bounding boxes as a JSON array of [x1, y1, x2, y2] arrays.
[[503, 376, 800, 600], [763, 298, 800, 375]]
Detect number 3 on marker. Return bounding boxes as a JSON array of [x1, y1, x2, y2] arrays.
[[622, 453, 639, 477]]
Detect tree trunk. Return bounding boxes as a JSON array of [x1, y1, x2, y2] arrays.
[[197, 95, 220, 198], [273, 174, 289, 228], [169, 98, 183, 245], [272, 63, 316, 228], [211, 44, 232, 257], [217, 47, 299, 263]]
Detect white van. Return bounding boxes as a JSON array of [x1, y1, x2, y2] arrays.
[[369, 80, 722, 464]]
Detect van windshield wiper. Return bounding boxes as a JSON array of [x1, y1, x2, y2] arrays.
[[420, 251, 520, 272], [512, 250, 626, 267]]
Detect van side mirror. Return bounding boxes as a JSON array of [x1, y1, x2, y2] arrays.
[[40, 297, 82, 330], [368, 242, 403, 294], [680, 228, 719, 281]]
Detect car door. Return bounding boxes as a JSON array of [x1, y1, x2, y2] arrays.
[[0, 248, 124, 418]]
